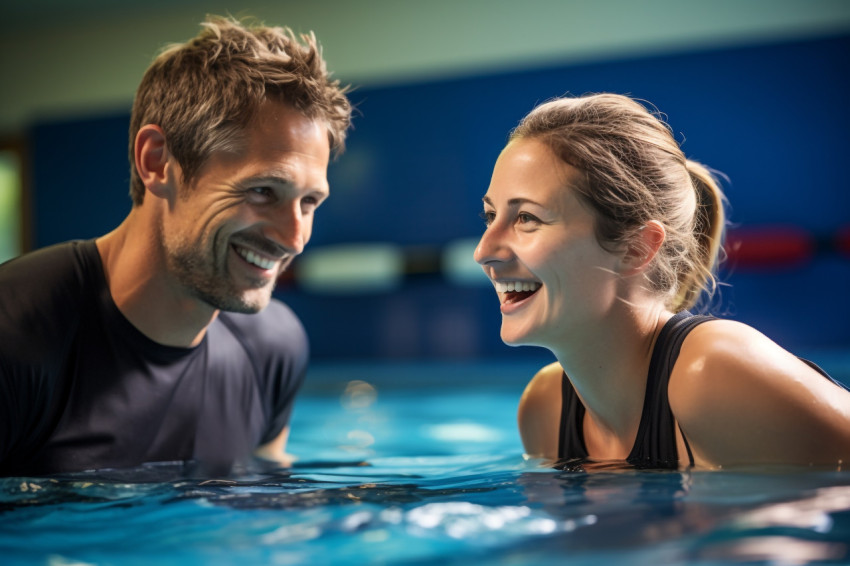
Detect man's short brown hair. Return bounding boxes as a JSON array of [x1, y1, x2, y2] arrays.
[[128, 15, 352, 205]]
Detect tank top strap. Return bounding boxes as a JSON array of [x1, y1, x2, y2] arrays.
[[627, 310, 713, 468], [558, 371, 588, 461]]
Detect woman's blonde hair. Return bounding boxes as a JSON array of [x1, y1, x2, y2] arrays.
[[511, 93, 725, 311], [128, 15, 352, 205]]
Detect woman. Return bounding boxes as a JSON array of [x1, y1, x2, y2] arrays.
[[474, 93, 850, 469]]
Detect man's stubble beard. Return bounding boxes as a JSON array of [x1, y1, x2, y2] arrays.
[[161, 226, 273, 315]]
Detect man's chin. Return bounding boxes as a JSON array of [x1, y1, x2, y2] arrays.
[[228, 293, 272, 314], [199, 288, 273, 315], [226, 302, 266, 315]]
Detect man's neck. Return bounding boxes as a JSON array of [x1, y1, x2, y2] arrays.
[[96, 212, 218, 348]]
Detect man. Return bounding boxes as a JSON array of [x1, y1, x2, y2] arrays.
[[0, 16, 352, 476]]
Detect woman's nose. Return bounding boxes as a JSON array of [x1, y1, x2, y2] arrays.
[[473, 224, 511, 266]]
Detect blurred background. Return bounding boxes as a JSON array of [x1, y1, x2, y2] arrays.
[[1, 0, 848, 365]]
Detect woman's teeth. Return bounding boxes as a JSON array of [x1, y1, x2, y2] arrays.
[[494, 281, 541, 293]]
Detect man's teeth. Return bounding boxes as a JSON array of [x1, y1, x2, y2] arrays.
[[236, 247, 276, 270], [494, 281, 541, 293]]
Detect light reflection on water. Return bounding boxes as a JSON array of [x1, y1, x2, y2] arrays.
[[2, 456, 850, 565], [1, 363, 849, 565]]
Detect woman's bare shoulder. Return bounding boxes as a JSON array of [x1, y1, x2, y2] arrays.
[[517, 361, 564, 460], [670, 318, 822, 401], [533, 361, 564, 385], [669, 319, 850, 467]]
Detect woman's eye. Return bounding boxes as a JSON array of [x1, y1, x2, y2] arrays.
[[480, 210, 495, 226], [517, 212, 539, 224]]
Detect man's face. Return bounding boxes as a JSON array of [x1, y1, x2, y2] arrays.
[[161, 101, 331, 313]]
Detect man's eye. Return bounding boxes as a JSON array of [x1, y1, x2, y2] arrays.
[[247, 187, 276, 203], [480, 210, 495, 226], [301, 196, 320, 211]]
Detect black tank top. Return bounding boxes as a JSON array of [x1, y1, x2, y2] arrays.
[[558, 311, 845, 469], [559, 311, 708, 468]]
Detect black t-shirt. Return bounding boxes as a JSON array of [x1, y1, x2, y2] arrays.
[[0, 240, 308, 476]]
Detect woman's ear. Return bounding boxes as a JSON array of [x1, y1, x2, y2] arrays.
[[134, 125, 177, 201], [620, 220, 666, 276]]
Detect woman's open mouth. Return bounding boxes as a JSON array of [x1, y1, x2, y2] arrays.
[[494, 280, 542, 306]]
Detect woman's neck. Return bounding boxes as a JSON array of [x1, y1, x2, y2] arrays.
[[551, 303, 672, 457]]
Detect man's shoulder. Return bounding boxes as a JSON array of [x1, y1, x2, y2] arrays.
[[0, 240, 97, 292], [215, 298, 308, 359], [0, 241, 99, 445], [0, 240, 99, 351]]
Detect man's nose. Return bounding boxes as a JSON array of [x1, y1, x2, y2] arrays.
[[263, 201, 307, 255]]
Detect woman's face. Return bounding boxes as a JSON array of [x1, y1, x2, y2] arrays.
[[473, 138, 623, 348]]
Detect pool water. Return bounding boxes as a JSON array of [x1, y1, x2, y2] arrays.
[[2, 361, 849, 565]]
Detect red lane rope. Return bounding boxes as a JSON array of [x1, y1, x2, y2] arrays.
[[724, 226, 815, 269], [835, 226, 850, 258]]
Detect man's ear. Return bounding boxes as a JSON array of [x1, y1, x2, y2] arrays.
[[620, 220, 666, 276], [134, 125, 177, 200]]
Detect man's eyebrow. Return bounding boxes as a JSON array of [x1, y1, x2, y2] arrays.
[[242, 174, 295, 186], [242, 174, 330, 198]]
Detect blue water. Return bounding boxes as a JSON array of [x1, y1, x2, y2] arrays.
[[2, 361, 849, 565]]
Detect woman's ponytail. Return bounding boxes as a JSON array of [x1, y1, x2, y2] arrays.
[[673, 160, 726, 310]]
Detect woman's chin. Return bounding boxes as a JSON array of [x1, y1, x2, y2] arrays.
[[500, 327, 542, 348]]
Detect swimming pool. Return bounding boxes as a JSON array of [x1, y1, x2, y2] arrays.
[[2, 360, 849, 565]]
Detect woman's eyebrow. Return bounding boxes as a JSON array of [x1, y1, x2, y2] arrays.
[[482, 196, 546, 207]]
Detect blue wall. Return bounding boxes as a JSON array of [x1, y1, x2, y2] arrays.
[[30, 34, 850, 359]]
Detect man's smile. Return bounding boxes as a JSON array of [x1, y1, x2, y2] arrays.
[[232, 243, 280, 271]]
